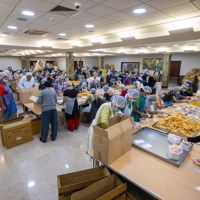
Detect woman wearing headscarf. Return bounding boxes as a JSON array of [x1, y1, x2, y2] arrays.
[[0, 72, 17, 122], [87, 95, 126, 150], [132, 87, 149, 122], [103, 85, 111, 102], [120, 84, 127, 97], [62, 82, 80, 131], [123, 89, 139, 117]]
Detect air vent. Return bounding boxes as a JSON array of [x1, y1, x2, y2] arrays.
[[57, 38, 68, 41], [17, 17, 28, 21], [50, 5, 79, 18], [23, 30, 48, 35]]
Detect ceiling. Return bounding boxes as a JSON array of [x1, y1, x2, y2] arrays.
[[1, 0, 200, 57]]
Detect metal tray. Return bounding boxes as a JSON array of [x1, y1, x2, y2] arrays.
[[152, 121, 198, 137], [132, 127, 191, 167]]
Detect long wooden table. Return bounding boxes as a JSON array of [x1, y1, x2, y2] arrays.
[[88, 103, 200, 200]]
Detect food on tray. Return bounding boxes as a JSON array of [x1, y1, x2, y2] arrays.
[[156, 113, 200, 136], [189, 101, 200, 107], [168, 134, 181, 144], [170, 145, 181, 153]]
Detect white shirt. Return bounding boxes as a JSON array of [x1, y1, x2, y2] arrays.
[[18, 76, 35, 89]]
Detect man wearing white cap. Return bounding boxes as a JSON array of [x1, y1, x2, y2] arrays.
[[18, 72, 35, 89]]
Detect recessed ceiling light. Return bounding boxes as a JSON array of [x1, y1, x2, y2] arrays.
[[85, 24, 95, 28], [7, 25, 17, 30], [133, 8, 146, 14], [173, 44, 179, 47], [22, 11, 35, 16], [59, 33, 66, 36]]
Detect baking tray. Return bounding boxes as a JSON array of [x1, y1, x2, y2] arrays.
[[132, 127, 191, 167], [152, 121, 198, 137]]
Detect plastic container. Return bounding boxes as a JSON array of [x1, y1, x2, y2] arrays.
[[140, 118, 148, 124], [168, 145, 182, 161], [180, 140, 192, 151], [168, 134, 181, 145]]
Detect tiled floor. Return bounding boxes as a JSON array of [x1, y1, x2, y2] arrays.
[[0, 123, 92, 200]]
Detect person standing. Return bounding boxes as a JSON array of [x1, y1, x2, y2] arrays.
[[0, 72, 18, 122], [4, 66, 13, 87], [18, 72, 35, 89], [36, 81, 58, 143], [62, 82, 80, 131]]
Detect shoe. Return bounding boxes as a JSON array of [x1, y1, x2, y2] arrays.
[[68, 128, 74, 132], [51, 138, 56, 141], [74, 128, 78, 130], [40, 137, 46, 143]]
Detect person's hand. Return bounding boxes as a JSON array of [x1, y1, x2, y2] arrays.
[[32, 84, 35, 88], [142, 113, 148, 118]]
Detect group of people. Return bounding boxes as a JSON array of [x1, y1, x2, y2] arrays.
[[0, 65, 199, 149]]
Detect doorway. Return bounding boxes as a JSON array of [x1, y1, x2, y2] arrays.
[[169, 61, 181, 85]]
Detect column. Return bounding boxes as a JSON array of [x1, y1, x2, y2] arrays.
[[66, 52, 74, 79], [21, 57, 29, 69], [98, 56, 104, 69], [161, 54, 171, 88]]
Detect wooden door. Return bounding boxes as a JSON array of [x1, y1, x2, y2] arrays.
[[74, 61, 78, 69], [79, 61, 83, 67], [170, 61, 181, 77]]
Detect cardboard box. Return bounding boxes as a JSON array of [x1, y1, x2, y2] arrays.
[[71, 174, 127, 200], [19, 112, 41, 135], [31, 119, 41, 135], [93, 116, 134, 164], [0, 120, 32, 148], [57, 167, 110, 200], [18, 88, 40, 104]]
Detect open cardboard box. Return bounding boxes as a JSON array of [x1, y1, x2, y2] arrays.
[[93, 116, 134, 164], [18, 87, 40, 104], [19, 111, 41, 135], [57, 166, 110, 200], [71, 174, 127, 200]]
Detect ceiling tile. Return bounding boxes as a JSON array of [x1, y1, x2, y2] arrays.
[[43, 0, 63, 4], [163, 3, 198, 17], [62, 19, 83, 26], [91, 0, 107, 3], [146, 0, 189, 10], [71, 13, 98, 22], [86, 4, 117, 17], [60, 0, 98, 11], [92, 17, 115, 25], [18, 0, 56, 13], [103, 0, 141, 11], [0, 0, 20, 5], [106, 12, 132, 21]]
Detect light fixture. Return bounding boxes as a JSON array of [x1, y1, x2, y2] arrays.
[[59, 33, 66, 36], [65, 164, 69, 169], [28, 181, 35, 188], [133, 8, 146, 14], [173, 44, 179, 47], [0, 33, 7, 37], [22, 10, 35, 16], [85, 24, 95, 28], [7, 25, 17, 30]]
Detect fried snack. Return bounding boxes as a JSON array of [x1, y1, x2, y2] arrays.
[[156, 113, 200, 136], [188, 101, 200, 107]]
